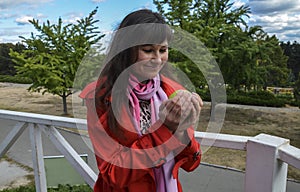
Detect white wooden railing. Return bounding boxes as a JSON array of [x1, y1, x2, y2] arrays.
[[0, 109, 299, 192]]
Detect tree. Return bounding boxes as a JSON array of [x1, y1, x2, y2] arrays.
[[0, 43, 25, 75], [255, 35, 289, 89], [281, 41, 300, 101], [281, 41, 300, 81], [153, 0, 252, 87], [154, 0, 289, 91], [10, 7, 104, 115], [154, 0, 291, 121]]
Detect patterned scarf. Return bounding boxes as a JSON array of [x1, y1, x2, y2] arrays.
[[127, 74, 178, 192]]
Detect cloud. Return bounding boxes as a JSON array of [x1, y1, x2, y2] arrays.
[[14, 12, 48, 26], [0, 26, 30, 43], [15, 15, 34, 25], [0, 0, 53, 10], [36, 13, 47, 18], [248, 0, 300, 14], [232, 0, 246, 9], [0, 28, 25, 36], [247, 0, 300, 42], [91, 0, 106, 3], [0, 13, 18, 20], [61, 12, 84, 24]]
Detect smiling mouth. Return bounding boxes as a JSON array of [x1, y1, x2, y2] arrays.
[[145, 65, 157, 68], [144, 65, 161, 70]]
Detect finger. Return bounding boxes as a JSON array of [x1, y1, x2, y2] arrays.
[[181, 97, 193, 119], [165, 100, 181, 119], [168, 91, 190, 115], [192, 92, 203, 106], [191, 103, 198, 125], [191, 96, 201, 116], [176, 90, 193, 106], [159, 103, 179, 128], [192, 93, 203, 111], [167, 90, 194, 121]]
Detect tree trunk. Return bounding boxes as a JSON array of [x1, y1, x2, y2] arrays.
[[62, 92, 68, 115]]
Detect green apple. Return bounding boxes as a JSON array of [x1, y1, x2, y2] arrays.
[[169, 90, 189, 99]]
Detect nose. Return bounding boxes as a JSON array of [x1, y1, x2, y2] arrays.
[[151, 51, 162, 64]]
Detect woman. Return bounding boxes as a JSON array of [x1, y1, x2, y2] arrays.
[[80, 9, 203, 192]]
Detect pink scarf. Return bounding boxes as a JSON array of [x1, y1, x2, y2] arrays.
[[128, 74, 178, 192]]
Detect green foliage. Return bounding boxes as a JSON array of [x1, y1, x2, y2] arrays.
[[172, 60, 205, 89], [73, 49, 105, 90], [198, 88, 288, 107], [290, 100, 300, 108], [0, 43, 26, 75], [226, 90, 286, 107], [293, 76, 300, 106], [0, 75, 32, 84], [0, 184, 92, 192], [281, 41, 300, 101], [154, 0, 289, 92], [9, 7, 104, 114], [227, 94, 285, 107], [196, 87, 211, 101], [281, 41, 300, 81]]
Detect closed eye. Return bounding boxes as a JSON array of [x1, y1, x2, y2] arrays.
[[142, 49, 153, 53], [160, 48, 167, 53]]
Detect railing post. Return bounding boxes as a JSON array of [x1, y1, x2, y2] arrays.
[[29, 123, 47, 192], [244, 134, 289, 192]]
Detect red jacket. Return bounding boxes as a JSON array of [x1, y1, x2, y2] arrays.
[[80, 75, 201, 192]]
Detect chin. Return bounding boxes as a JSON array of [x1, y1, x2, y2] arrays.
[[144, 73, 159, 80], [133, 70, 160, 81]]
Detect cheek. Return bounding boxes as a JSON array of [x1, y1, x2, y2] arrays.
[[163, 54, 168, 61], [161, 53, 168, 63], [136, 51, 150, 62]]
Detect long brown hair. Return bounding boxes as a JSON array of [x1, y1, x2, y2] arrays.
[[95, 9, 172, 136]]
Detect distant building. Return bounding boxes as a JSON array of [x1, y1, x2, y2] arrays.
[[267, 87, 294, 95]]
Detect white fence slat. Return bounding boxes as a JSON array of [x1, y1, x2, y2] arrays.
[[195, 131, 251, 150], [39, 125, 97, 188], [0, 109, 87, 129], [29, 123, 47, 192], [278, 144, 300, 170], [0, 122, 27, 158]]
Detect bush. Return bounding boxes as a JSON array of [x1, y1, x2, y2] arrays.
[[0, 75, 32, 84], [290, 100, 300, 108], [227, 94, 286, 107], [246, 90, 276, 100], [0, 184, 92, 192], [198, 88, 287, 107], [196, 88, 211, 101]]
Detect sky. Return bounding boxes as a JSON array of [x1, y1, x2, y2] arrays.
[[0, 0, 300, 44]]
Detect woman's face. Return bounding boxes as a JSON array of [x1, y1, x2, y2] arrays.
[[132, 41, 168, 80]]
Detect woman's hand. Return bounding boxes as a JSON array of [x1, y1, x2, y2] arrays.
[[158, 90, 203, 134]]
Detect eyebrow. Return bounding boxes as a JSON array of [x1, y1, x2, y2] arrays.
[[141, 44, 168, 47]]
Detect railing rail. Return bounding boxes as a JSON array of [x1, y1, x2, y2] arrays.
[[0, 109, 299, 192]]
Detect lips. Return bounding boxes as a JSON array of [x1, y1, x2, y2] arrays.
[[144, 62, 163, 69], [145, 64, 158, 68], [144, 65, 162, 72]]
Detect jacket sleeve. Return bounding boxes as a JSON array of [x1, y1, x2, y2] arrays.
[[176, 128, 201, 171], [161, 75, 202, 172], [85, 98, 189, 188]]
